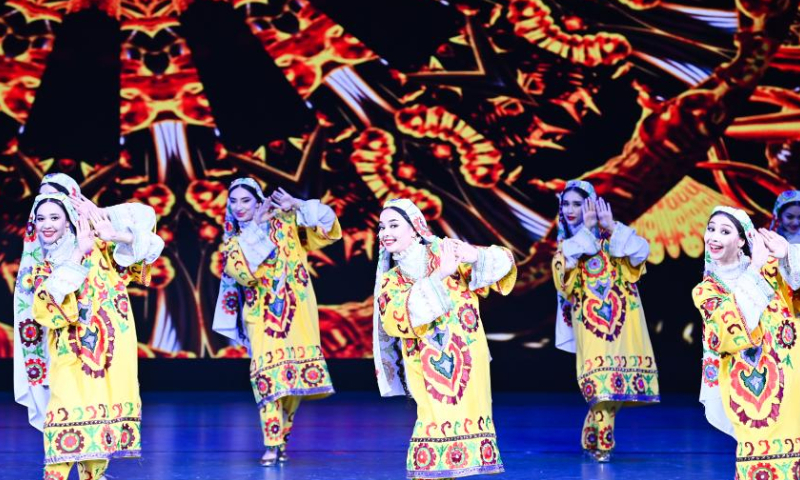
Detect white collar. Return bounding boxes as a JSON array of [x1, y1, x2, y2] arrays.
[[41, 230, 77, 266], [393, 241, 426, 280]]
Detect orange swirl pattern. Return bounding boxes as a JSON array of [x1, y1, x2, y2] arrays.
[[395, 105, 503, 188]]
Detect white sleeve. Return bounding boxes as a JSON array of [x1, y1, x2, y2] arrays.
[[561, 227, 600, 270], [107, 203, 164, 266], [44, 261, 89, 305], [732, 268, 775, 332], [778, 244, 800, 291], [408, 276, 454, 328], [238, 222, 277, 272], [469, 246, 513, 290], [608, 222, 650, 266], [295, 200, 336, 233]]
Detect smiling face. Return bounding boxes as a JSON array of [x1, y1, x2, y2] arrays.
[[705, 213, 746, 265], [779, 204, 800, 235], [560, 190, 586, 227], [228, 186, 260, 223], [378, 208, 418, 254], [34, 201, 69, 246]]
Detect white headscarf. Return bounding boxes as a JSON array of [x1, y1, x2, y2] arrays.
[[372, 198, 436, 397], [699, 205, 756, 439], [211, 178, 268, 352], [13, 192, 80, 431]]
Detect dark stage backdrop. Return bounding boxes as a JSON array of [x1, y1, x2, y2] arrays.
[[0, 0, 798, 392]]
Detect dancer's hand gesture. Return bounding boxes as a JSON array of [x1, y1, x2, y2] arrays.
[[759, 228, 789, 260], [596, 197, 616, 233], [255, 200, 277, 225], [750, 231, 770, 271], [271, 188, 302, 211], [73, 217, 95, 262], [438, 239, 459, 280], [451, 238, 479, 264], [582, 199, 598, 230], [70, 194, 98, 219], [88, 208, 133, 244]]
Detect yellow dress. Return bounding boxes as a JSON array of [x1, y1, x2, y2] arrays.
[[693, 259, 800, 480], [222, 209, 341, 446], [32, 239, 149, 465], [378, 239, 516, 478], [553, 231, 660, 405]]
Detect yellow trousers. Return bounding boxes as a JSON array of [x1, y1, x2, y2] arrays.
[[581, 401, 622, 452], [44, 459, 108, 480], [259, 396, 301, 447]]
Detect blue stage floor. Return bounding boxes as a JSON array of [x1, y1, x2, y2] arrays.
[[0, 391, 735, 479]]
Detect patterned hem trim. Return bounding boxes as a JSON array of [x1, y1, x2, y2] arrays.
[[587, 394, 660, 407], [410, 432, 497, 442], [46, 449, 141, 465], [44, 416, 141, 429], [737, 452, 800, 462], [256, 386, 335, 408], [250, 355, 328, 377], [408, 463, 504, 478]]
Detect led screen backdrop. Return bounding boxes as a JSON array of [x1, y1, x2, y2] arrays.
[[0, 0, 798, 365]]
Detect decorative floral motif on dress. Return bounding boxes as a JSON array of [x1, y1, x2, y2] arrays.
[[67, 307, 116, 379], [263, 283, 298, 339], [729, 332, 785, 429], [420, 326, 473, 405], [458, 304, 480, 333], [407, 428, 503, 477]]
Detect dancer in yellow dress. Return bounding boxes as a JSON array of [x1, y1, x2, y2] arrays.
[[693, 206, 800, 480], [29, 193, 161, 480], [552, 180, 659, 462], [212, 178, 341, 466], [373, 198, 516, 479], [14, 173, 162, 433]]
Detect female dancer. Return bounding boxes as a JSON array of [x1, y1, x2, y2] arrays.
[[14, 173, 162, 432], [552, 180, 659, 462], [212, 178, 341, 466], [373, 198, 516, 479], [30, 193, 161, 479], [693, 206, 800, 479], [771, 190, 800, 244]]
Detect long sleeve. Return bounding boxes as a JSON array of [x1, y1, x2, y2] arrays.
[[378, 271, 446, 338], [107, 203, 164, 267], [608, 222, 650, 267], [43, 261, 88, 306], [237, 222, 276, 272], [692, 280, 765, 355], [467, 245, 516, 293], [778, 244, 800, 291], [561, 227, 600, 270], [32, 263, 86, 329], [732, 268, 775, 332], [223, 237, 259, 288], [295, 200, 342, 250], [407, 276, 455, 328]]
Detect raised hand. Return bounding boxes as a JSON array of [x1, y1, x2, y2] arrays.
[[596, 197, 616, 233], [750, 230, 770, 271], [271, 187, 302, 212], [88, 206, 117, 242], [70, 194, 98, 219], [255, 199, 277, 225], [437, 239, 459, 280], [76, 217, 95, 256], [450, 238, 479, 264], [759, 228, 789, 259], [582, 199, 598, 230]]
